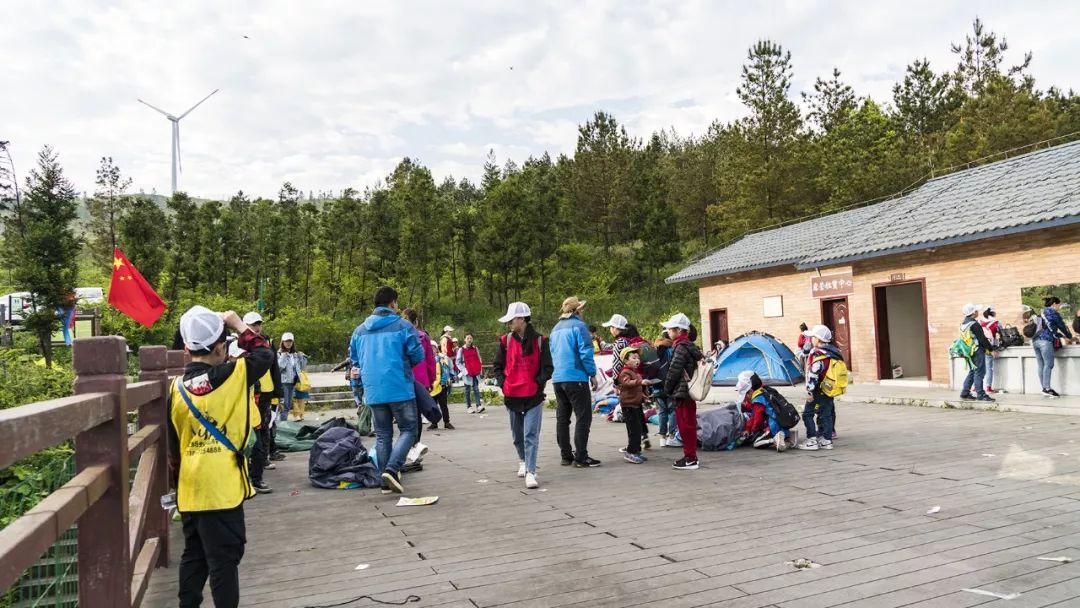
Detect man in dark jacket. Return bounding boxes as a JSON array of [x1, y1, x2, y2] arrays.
[[243, 311, 283, 494], [660, 313, 703, 470], [958, 303, 995, 402]]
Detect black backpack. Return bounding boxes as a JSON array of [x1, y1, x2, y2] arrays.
[[762, 386, 800, 429], [999, 325, 1023, 348], [1022, 315, 1043, 339]]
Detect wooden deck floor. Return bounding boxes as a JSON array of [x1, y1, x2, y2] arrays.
[[144, 400, 1080, 608]]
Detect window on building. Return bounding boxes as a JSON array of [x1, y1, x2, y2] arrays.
[[763, 295, 784, 318], [1022, 283, 1080, 319]]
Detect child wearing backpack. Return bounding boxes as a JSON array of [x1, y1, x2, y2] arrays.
[[956, 303, 995, 402], [429, 344, 456, 430], [737, 371, 793, 452], [797, 325, 847, 451]]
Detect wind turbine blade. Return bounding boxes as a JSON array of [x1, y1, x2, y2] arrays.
[[137, 98, 172, 118], [177, 88, 219, 119]]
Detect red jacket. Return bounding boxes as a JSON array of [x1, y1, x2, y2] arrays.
[[460, 346, 483, 377], [500, 334, 543, 398]]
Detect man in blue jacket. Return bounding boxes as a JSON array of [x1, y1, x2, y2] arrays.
[[550, 296, 600, 467], [349, 286, 425, 494]]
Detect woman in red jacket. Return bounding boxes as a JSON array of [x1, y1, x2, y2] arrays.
[[493, 302, 553, 489]]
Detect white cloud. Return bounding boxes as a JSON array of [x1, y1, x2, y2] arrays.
[[1, 0, 1077, 199]]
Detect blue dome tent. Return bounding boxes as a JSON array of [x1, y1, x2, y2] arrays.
[[712, 331, 804, 386]]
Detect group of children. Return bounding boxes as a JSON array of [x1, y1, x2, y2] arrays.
[[612, 322, 848, 463]]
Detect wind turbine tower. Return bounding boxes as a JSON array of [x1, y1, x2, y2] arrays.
[[137, 89, 219, 194]]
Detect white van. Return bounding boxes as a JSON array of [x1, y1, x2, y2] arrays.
[[1, 287, 105, 323]]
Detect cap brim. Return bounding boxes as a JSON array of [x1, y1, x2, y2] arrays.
[[498, 314, 515, 323]]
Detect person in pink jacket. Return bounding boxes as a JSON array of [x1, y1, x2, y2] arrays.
[[404, 308, 436, 390]]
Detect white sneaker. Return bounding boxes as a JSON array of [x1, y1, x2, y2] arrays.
[[525, 473, 539, 489], [476, 405, 486, 413], [775, 433, 787, 453], [517, 462, 527, 478], [665, 436, 684, 448], [819, 439, 834, 450], [467, 406, 476, 413], [406, 442, 428, 465], [797, 438, 819, 451]]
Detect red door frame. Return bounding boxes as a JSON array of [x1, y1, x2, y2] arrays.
[[708, 308, 729, 347], [820, 297, 852, 368], [870, 278, 933, 382]]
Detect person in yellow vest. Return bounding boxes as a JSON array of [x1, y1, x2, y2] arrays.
[[168, 306, 273, 608], [243, 311, 283, 490]]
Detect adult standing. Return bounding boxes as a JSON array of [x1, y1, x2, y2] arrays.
[[978, 308, 1001, 394], [493, 302, 553, 489], [456, 333, 485, 413], [277, 332, 308, 421], [550, 296, 600, 467], [349, 286, 425, 494], [1034, 296, 1076, 398], [440, 325, 458, 370], [661, 313, 703, 471], [958, 303, 995, 402], [243, 311, 282, 493], [403, 308, 436, 456], [169, 306, 271, 608]]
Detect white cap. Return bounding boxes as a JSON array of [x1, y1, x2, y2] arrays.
[[661, 313, 692, 330], [443, 325, 454, 333], [228, 339, 245, 358], [498, 301, 532, 323], [243, 311, 263, 325], [735, 370, 755, 396], [961, 303, 978, 316], [281, 332, 295, 342], [180, 305, 225, 352], [811, 324, 833, 342], [602, 314, 628, 330], [431, 339, 439, 348]]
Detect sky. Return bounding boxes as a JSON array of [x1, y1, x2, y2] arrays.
[[2, 1, 1078, 200]]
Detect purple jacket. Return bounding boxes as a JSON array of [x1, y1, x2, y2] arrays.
[[412, 330, 437, 389]]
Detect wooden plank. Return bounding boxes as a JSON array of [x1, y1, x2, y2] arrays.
[[0, 392, 113, 469], [126, 381, 162, 413], [129, 537, 162, 608], [128, 448, 158, 561], [0, 464, 110, 590], [127, 423, 162, 460]]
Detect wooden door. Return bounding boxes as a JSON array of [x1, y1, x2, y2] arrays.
[[709, 309, 729, 348], [821, 297, 851, 364]]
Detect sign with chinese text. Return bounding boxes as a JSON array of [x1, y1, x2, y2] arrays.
[[811, 273, 854, 298], [889, 273, 906, 282]]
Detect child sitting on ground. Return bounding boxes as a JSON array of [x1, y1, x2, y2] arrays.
[[616, 347, 652, 464], [736, 371, 790, 452]]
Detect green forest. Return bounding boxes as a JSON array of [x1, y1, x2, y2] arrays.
[[3, 18, 1080, 368]]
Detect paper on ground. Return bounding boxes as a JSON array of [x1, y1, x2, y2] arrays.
[[355, 563, 369, 570], [961, 588, 1020, 600], [396, 496, 439, 507], [1037, 556, 1074, 563], [926, 506, 941, 515]]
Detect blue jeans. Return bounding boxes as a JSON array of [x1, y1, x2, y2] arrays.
[[961, 350, 987, 397], [764, 402, 790, 439], [463, 375, 482, 408], [803, 395, 835, 440], [280, 383, 295, 420], [371, 400, 418, 475], [1033, 339, 1056, 391], [656, 397, 675, 436], [508, 405, 543, 474], [983, 353, 995, 392]]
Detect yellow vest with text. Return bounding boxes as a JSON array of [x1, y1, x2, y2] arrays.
[[170, 357, 261, 512], [257, 369, 274, 394]]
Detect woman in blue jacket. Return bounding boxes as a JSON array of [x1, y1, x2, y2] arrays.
[[1034, 297, 1075, 398]]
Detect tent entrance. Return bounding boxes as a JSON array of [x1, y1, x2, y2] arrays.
[[872, 280, 931, 381]]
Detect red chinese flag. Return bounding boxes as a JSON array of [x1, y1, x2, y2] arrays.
[[107, 248, 166, 327]]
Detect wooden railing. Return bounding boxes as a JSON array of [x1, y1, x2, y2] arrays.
[[0, 336, 183, 607]]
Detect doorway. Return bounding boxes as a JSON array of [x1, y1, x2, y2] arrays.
[[709, 308, 729, 348], [820, 297, 851, 365], [872, 280, 931, 381]]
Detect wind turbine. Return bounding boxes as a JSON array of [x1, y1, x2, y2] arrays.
[[137, 89, 219, 194]]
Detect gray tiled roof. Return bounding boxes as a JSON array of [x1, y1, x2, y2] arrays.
[[667, 139, 1080, 284]]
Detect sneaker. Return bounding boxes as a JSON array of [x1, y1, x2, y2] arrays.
[[525, 472, 539, 489], [428, 422, 439, 430], [381, 471, 404, 494], [270, 452, 286, 461], [753, 432, 774, 448], [1048, 389, 1062, 398], [467, 406, 476, 414], [624, 453, 645, 464], [959, 393, 976, 401], [253, 481, 273, 494], [265, 462, 277, 470], [574, 457, 602, 468], [643, 437, 652, 450], [517, 462, 527, 478], [561, 456, 575, 466], [775, 433, 787, 453], [818, 439, 834, 450], [976, 394, 996, 402], [797, 438, 820, 451], [406, 443, 428, 464], [665, 436, 683, 448], [672, 457, 699, 470], [476, 406, 486, 413], [380, 480, 392, 495], [400, 461, 423, 473], [444, 423, 455, 430]]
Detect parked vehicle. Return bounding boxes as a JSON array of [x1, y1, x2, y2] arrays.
[[1, 287, 105, 323]]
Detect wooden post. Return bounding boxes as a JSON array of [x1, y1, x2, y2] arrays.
[[166, 349, 187, 378], [138, 345, 170, 568], [73, 336, 131, 607]]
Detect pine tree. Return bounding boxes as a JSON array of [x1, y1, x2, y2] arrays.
[[86, 156, 132, 271], [118, 197, 168, 285], [803, 68, 857, 134], [951, 17, 1032, 95], [570, 112, 636, 248], [5, 146, 79, 365]]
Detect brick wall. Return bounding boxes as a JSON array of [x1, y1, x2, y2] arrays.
[[696, 224, 1080, 385]]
